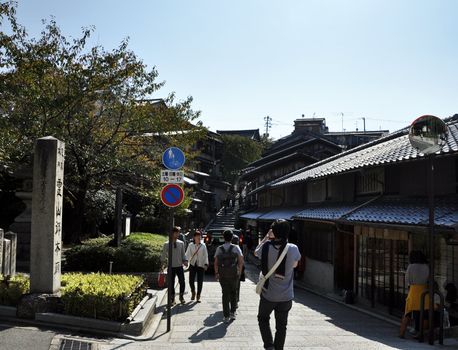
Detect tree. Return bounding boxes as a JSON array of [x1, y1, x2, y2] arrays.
[[0, 2, 205, 242], [220, 135, 263, 184]]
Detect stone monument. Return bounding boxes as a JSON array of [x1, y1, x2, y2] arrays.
[[30, 136, 65, 294]]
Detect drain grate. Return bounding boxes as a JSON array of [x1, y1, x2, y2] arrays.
[[59, 338, 93, 350]]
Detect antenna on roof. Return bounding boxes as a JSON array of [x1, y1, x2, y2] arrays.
[[312, 112, 316, 119], [340, 112, 344, 132]]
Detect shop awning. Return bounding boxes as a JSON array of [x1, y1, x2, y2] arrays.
[[258, 207, 305, 221], [239, 209, 270, 220], [184, 176, 199, 185], [192, 170, 210, 177], [294, 202, 364, 221]]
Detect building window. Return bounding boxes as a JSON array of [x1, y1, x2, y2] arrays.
[[356, 168, 384, 195], [304, 228, 333, 263], [357, 234, 408, 315]]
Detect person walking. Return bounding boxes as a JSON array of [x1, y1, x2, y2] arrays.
[[255, 219, 301, 350], [399, 250, 429, 338], [161, 226, 188, 305], [231, 232, 243, 304], [185, 231, 209, 302], [214, 230, 244, 323]]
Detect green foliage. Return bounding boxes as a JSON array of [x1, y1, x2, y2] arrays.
[[0, 274, 30, 306], [0, 2, 206, 242], [64, 233, 166, 272], [61, 273, 146, 321], [0, 273, 146, 321], [221, 134, 263, 183]]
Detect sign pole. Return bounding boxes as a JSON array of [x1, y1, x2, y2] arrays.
[[166, 206, 173, 332], [428, 154, 435, 345], [162, 147, 186, 333]]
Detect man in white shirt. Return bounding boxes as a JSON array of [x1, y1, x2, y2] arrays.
[[255, 219, 301, 350]]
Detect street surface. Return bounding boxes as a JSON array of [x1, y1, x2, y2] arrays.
[[101, 264, 458, 350], [1, 263, 457, 349]]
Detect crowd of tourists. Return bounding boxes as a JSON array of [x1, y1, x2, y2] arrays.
[[161, 220, 301, 350]]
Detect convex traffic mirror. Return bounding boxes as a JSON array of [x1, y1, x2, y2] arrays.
[[408, 115, 448, 155]]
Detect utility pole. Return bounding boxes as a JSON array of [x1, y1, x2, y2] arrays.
[[264, 115, 272, 137], [362, 117, 366, 133], [340, 112, 344, 132]]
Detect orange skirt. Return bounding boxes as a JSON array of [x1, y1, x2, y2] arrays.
[[405, 284, 429, 315]]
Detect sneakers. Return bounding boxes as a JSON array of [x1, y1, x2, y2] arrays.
[[229, 312, 236, 320], [191, 291, 196, 301], [170, 297, 176, 306], [223, 317, 230, 323], [179, 295, 185, 304]]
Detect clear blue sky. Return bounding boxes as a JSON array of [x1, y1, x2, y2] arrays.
[[15, 0, 458, 139]]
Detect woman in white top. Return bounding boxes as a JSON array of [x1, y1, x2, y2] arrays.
[[185, 231, 209, 302]]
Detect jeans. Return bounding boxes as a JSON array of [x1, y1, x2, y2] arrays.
[[189, 264, 204, 295], [258, 296, 292, 350], [171, 266, 185, 298], [220, 279, 238, 317]]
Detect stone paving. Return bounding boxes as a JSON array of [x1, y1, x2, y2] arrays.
[[99, 263, 458, 350]]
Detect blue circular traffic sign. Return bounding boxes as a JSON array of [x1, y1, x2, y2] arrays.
[[161, 184, 185, 207], [162, 147, 185, 170]]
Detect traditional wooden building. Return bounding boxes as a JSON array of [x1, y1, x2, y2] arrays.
[[241, 115, 458, 321]]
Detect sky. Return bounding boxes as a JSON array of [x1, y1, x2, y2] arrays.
[[12, 0, 458, 139]]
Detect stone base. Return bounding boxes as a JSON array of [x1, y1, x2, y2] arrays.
[[16, 293, 64, 319]]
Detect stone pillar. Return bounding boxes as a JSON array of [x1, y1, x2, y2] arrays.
[[2, 239, 11, 276], [5, 232, 17, 276], [30, 136, 65, 294]]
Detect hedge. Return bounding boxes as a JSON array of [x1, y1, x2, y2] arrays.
[[64, 233, 166, 273], [0, 273, 146, 321], [61, 273, 146, 321], [0, 274, 29, 306]]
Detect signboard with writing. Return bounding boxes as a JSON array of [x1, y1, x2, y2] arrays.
[[30, 136, 65, 294], [161, 170, 184, 184]]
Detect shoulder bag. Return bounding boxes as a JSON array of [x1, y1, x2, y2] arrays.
[[255, 244, 289, 295]]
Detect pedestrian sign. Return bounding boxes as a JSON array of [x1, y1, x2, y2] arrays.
[[161, 184, 185, 207], [162, 147, 186, 170]]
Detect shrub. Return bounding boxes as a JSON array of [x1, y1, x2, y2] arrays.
[[63, 233, 166, 272], [0, 273, 146, 321], [0, 274, 30, 306], [61, 273, 146, 321]]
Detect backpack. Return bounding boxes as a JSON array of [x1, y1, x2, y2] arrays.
[[218, 245, 238, 281]]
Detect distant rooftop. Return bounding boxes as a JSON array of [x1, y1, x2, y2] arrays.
[[217, 129, 261, 141]]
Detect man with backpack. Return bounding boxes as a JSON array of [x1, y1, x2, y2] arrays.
[[214, 230, 244, 323]]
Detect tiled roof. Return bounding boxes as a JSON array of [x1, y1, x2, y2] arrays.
[[241, 152, 315, 179], [239, 209, 271, 220], [251, 137, 341, 168], [272, 117, 458, 188], [258, 207, 305, 221], [242, 196, 458, 229], [217, 129, 261, 140], [294, 202, 364, 221], [344, 196, 458, 228]]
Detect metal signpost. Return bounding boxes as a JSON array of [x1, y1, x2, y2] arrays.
[[161, 147, 186, 333], [408, 115, 448, 345]]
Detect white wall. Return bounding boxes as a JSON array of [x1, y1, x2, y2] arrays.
[[303, 257, 334, 293]]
